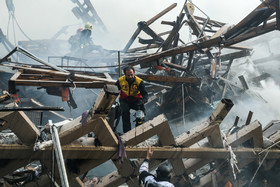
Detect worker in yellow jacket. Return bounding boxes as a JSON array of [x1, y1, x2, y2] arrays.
[[115, 66, 148, 133]]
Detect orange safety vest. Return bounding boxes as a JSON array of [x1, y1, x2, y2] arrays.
[[118, 75, 143, 102]]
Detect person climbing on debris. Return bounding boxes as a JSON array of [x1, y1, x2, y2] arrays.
[[68, 28, 83, 52], [79, 22, 95, 53], [77, 22, 104, 54], [139, 146, 174, 187], [115, 66, 148, 133]]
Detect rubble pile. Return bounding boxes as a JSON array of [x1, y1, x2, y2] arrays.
[[0, 0, 280, 186]]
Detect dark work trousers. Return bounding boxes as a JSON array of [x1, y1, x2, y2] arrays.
[[120, 99, 145, 133]]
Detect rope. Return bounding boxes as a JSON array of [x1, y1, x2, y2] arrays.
[[248, 150, 269, 187], [247, 139, 280, 186], [221, 131, 240, 180], [5, 0, 32, 52], [12, 14, 32, 41], [12, 13, 17, 46]]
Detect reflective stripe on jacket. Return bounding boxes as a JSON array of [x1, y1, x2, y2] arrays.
[[118, 75, 143, 102]]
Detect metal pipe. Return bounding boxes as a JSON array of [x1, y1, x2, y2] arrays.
[[49, 120, 69, 187]]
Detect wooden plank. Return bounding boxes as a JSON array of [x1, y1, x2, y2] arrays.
[[137, 74, 198, 83], [14, 79, 105, 88], [126, 44, 159, 53], [95, 171, 126, 187], [122, 114, 171, 146], [59, 116, 117, 146], [126, 36, 222, 67], [224, 21, 276, 47], [176, 99, 234, 146], [6, 65, 116, 84], [210, 24, 234, 39], [224, 45, 253, 51], [224, 0, 275, 39], [161, 60, 187, 71], [114, 159, 137, 178], [268, 130, 280, 143], [2, 145, 280, 160], [0, 111, 15, 131], [90, 84, 119, 114], [185, 12, 206, 40], [227, 120, 263, 148], [0, 111, 40, 145], [146, 3, 177, 25], [186, 120, 265, 185], [175, 124, 220, 147], [73, 177, 84, 187], [197, 50, 251, 66], [238, 75, 249, 91], [140, 23, 164, 44], [162, 13, 184, 51], [245, 110, 253, 125], [157, 120, 187, 177], [8, 71, 22, 94], [90, 118, 118, 146], [104, 72, 113, 80], [207, 125, 223, 148], [59, 85, 118, 145], [123, 3, 177, 52], [209, 99, 234, 125]]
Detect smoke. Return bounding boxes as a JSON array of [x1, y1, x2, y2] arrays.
[[259, 79, 280, 118], [0, 0, 261, 50], [220, 31, 280, 130]]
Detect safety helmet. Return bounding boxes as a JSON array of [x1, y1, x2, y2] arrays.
[[84, 22, 93, 31], [156, 164, 171, 181]]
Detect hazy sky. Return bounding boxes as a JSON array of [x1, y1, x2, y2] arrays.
[[0, 0, 260, 49]]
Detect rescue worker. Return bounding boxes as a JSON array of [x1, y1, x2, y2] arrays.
[[68, 28, 83, 52], [115, 66, 148, 133], [139, 146, 174, 187], [79, 22, 94, 52]]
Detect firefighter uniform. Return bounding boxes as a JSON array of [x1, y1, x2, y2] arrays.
[[116, 75, 148, 133]]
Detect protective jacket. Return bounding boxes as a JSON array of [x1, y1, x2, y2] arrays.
[[117, 75, 147, 102]]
